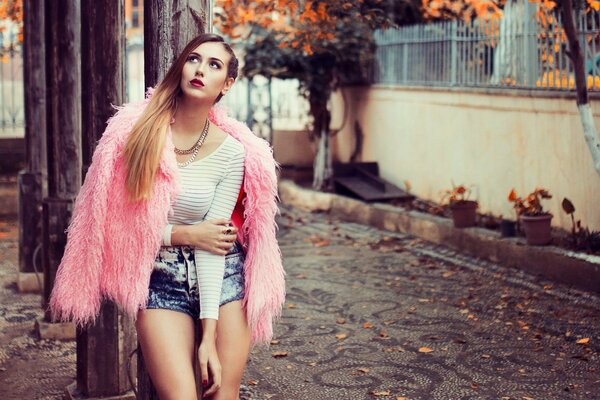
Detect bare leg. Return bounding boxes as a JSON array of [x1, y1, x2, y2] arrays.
[[136, 309, 198, 400], [210, 300, 252, 400]]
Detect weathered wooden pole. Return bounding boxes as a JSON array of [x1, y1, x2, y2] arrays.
[[144, 0, 210, 86], [18, 0, 48, 294], [67, 1, 137, 399], [41, 0, 82, 329], [139, 2, 209, 398]]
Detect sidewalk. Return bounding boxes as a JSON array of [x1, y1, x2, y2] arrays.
[[241, 206, 600, 399], [1, 206, 600, 399]]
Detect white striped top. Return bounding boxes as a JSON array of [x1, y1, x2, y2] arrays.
[[161, 134, 245, 320]]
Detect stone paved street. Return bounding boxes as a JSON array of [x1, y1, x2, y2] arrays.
[[1, 206, 600, 399]]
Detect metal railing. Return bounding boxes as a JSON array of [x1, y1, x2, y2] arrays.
[[373, 4, 600, 91], [0, 46, 24, 137]]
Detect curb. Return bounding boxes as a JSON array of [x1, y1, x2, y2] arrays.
[[279, 180, 600, 295]]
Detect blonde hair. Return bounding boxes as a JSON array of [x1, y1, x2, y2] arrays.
[[123, 34, 239, 202]]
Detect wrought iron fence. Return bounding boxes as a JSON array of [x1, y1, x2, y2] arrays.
[[1, 38, 310, 138], [0, 45, 24, 138], [373, 4, 600, 91]]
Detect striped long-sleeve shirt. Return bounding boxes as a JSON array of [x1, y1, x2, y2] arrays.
[[161, 134, 245, 320]]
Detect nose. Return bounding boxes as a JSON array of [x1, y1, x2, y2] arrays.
[[195, 61, 208, 76]]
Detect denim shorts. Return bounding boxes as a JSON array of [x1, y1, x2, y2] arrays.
[[145, 241, 246, 319]]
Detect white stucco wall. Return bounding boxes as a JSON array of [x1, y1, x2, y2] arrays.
[[331, 86, 600, 231]]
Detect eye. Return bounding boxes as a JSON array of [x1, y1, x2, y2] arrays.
[[187, 55, 199, 63], [210, 61, 221, 69]]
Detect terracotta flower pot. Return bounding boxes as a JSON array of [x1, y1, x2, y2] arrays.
[[520, 213, 553, 245], [450, 200, 478, 228]]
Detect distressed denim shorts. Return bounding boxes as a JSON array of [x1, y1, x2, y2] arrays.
[[145, 241, 246, 319]]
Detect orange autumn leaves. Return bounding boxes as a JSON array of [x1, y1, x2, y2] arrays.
[[422, 0, 599, 21], [215, 0, 380, 56], [0, 0, 23, 58]]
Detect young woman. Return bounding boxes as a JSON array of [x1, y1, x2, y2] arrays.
[[49, 33, 285, 400]]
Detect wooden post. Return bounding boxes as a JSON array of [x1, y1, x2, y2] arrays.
[[42, 0, 82, 325], [139, 2, 208, 399], [18, 0, 47, 294], [144, 0, 210, 87], [69, 1, 137, 399]]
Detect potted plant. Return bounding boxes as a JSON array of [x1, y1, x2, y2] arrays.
[[441, 183, 478, 228], [508, 187, 553, 245], [562, 197, 600, 253]]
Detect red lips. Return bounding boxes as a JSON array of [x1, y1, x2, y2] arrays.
[[190, 78, 204, 87]]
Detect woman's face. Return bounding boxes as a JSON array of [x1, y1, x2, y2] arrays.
[[180, 41, 234, 103]]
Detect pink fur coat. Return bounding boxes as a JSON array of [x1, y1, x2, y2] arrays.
[[49, 89, 285, 346]]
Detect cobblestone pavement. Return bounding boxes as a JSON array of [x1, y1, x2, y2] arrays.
[[1, 206, 600, 399]]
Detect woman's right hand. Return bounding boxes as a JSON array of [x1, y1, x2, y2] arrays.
[[178, 219, 238, 256]]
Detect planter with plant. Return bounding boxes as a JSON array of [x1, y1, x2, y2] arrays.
[[508, 187, 553, 245], [562, 198, 600, 253], [441, 183, 478, 228]]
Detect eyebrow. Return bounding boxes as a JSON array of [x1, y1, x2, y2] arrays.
[[188, 52, 224, 64]]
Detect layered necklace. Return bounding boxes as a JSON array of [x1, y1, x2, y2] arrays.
[[174, 118, 210, 168]]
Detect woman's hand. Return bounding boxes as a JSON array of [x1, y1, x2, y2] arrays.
[[172, 218, 238, 255], [198, 319, 220, 398], [198, 338, 221, 398]]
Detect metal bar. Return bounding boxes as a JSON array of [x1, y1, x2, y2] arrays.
[[557, 11, 563, 90]]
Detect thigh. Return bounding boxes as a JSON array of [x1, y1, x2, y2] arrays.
[[212, 300, 252, 400], [136, 308, 197, 400]]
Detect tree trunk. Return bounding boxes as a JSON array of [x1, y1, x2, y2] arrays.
[[309, 91, 333, 191], [42, 0, 81, 320], [19, 0, 47, 288], [144, 0, 211, 87], [141, 2, 208, 398], [490, 0, 537, 85], [76, 1, 137, 398], [561, 0, 600, 177]]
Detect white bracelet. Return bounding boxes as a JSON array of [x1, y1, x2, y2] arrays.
[[163, 224, 174, 246]]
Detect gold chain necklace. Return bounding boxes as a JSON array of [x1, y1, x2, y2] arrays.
[[175, 120, 210, 168], [174, 119, 210, 155]]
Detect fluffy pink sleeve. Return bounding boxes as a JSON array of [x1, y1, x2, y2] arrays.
[[48, 110, 126, 327]]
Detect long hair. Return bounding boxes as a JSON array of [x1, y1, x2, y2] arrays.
[[123, 33, 239, 202]]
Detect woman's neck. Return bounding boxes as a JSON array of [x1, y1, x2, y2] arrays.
[[172, 97, 212, 138]]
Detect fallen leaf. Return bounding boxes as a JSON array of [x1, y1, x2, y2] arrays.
[[314, 240, 331, 247], [372, 390, 391, 397], [471, 382, 478, 389], [270, 339, 280, 345], [363, 322, 373, 329], [397, 397, 410, 400], [336, 333, 348, 339], [576, 338, 590, 344], [296, 273, 306, 279], [379, 330, 389, 338], [246, 380, 259, 385], [308, 362, 317, 366], [418, 347, 433, 353], [336, 318, 346, 324], [287, 303, 296, 309], [357, 367, 370, 373], [271, 351, 288, 358]]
